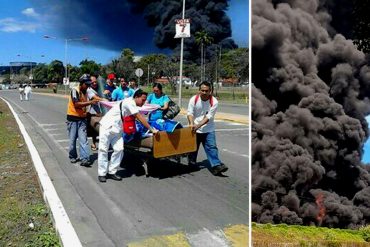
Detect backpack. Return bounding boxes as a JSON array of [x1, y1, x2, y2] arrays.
[[194, 94, 214, 107], [120, 102, 136, 135], [163, 96, 181, 120]]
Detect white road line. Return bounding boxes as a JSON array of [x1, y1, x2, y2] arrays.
[[50, 133, 66, 136], [44, 128, 61, 131], [226, 122, 248, 126], [216, 128, 248, 132], [56, 139, 70, 143], [1, 97, 82, 247], [222, 148, 249, 158], [40, 123, 66, 127]]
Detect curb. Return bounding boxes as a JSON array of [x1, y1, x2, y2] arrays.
[[1, 97, 82, 247]]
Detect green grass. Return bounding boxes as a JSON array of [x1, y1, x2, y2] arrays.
[[252, 223, 370, 247], [0, 100, 60, 247]]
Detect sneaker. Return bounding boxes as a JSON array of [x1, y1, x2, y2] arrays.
[[70, 158, 78, 163], [107, 173, 122, 181], [219, 163, 228, 173], [80, 160, 92, 167], [210, 163, 228, 175], [98, 176, 107, 183]]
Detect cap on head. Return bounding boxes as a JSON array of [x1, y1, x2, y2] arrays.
[[107, 73, 116, 80], [79, 74, 91, 85]]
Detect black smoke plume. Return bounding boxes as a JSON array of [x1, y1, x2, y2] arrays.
[[31, 0, 236, 56], [252, 0, 370, 228]]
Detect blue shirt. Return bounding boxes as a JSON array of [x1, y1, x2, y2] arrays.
[[147, 93, 170, 121], [112, 87, 135, 101], [103, 83, 116, 101]]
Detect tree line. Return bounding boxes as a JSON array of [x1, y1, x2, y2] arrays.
[[4, 47, 248, 91]]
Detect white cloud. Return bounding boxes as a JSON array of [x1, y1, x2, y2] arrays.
[[0, 18, 39, 33], [22, 8, 40, 18]]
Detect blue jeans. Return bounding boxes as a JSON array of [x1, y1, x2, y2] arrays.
[[67, 120, 90, 162], [189, 131, 221, 167]]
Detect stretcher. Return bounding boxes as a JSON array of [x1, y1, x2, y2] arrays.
[[90, 116, 197, 176]]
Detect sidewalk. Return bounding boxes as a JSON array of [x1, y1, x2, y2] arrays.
[[35, 92, 249, 125]]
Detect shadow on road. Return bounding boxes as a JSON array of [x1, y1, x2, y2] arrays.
[[119, 152, 205, 179]]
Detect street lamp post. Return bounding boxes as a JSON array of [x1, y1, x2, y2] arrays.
[[44, 35, 88, 94]]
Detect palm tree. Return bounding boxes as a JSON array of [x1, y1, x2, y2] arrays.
[[195, 30, 214, 82]]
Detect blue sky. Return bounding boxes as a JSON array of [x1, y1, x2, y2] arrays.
[[0, 0, 248, 66], [363, 116, 370, 164]]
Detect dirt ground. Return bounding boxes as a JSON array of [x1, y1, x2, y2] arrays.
[[0, 99, 60, 246]]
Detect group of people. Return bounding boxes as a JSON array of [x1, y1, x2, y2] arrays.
[[19, 84, 32, 101], [66, 73, 227, 183]]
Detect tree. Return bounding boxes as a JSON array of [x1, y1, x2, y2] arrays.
[[2, 74, 11, 84], [79, 59, 101, 76], [220, 48, 248, 81], [33, 63, 48, 84], [68, 65, 81, 82], [12, 74, 29, 84], [48, 60, 64, 83], [184, 63, 199, 85], [137, 54, 168, 85], [194, 30, 214, 82], [113, 48, 136, 79]]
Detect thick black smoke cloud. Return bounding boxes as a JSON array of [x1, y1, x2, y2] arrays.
[[252, 0, 370, 228], [30, 0, 236, 56]]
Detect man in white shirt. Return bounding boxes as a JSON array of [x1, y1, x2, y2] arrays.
[[187, 81, 228, 175], [98, 89, 158, 182], [24, 84, 32, 101]]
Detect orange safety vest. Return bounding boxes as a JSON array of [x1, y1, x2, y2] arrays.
[[67, 87, 87, 118]]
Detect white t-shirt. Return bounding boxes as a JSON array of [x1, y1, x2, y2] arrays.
[[99, 97, 139, 133], [187, 95, 218, 133], [86, 87, 100, 114], [24, 86, 32, 93]]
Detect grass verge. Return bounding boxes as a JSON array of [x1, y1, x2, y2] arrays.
[[0, 99, 60, 247], [252, 222, 370, 247]]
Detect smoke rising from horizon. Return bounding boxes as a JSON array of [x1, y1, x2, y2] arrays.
[[252, 0, 370, 228], [30, 0, 237, 56]]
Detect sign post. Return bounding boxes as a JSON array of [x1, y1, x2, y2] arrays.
[[135, 68, 144, 86], [174, 3, 191, 108], [63, 77, 69, 95]]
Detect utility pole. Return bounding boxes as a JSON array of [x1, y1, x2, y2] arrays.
[[178, 0, 186, 108]]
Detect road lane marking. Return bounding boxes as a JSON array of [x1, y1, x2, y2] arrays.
[[56, 139, 69, 143], [44, 128, 60, 131], [50, 133, 65, 136], [40, 123, 66, 127], [225, 122, 248, 126], [222, 148, 249, 158], [216, 128, 248, 132]]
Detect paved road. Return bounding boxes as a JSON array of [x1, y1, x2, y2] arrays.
[[0, 90, 249, 246]]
